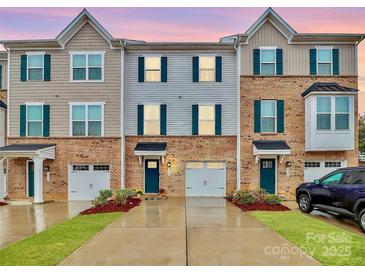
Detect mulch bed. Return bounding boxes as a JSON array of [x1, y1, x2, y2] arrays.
[[80, 198, 142, 215], [0, 202, 8, 206], [227, 198, 290, 212]]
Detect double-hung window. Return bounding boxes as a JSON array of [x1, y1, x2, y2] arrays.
[[199, 105, 215, 135], [316, 96, 350, 131], [261, 100, 276, 133], [71, 52, 104, 81], [144, 105, 160, 135], [260, 49, 276, 75], [27, 54, 44, 81], [316, 96, 331, 130], [199, 57, 215, 82], [317, 48, 332, 75], [145, 57, 161, 82], [335, 96, 349, 130], [70, 103, 104, 136], [27, 104, 43, 136]]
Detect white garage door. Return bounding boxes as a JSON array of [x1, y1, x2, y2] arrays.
[[68, 164, 110, 201], [185, 161, 226, 197], [304, 161, 347, 182]]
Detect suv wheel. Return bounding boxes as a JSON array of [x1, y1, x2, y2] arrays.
[[298, 194, 313, 213], [359, 209, 365, 233]]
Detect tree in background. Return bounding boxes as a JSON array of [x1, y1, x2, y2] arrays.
[[360, 114, 365, 153]]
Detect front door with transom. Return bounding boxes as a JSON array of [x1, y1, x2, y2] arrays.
[[260, 159, 276, 194], [145, 159, 159, 194]]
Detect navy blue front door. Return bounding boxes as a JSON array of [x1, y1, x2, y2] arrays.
[[260, 159, 276, 194], [145, 160, 159, 193]]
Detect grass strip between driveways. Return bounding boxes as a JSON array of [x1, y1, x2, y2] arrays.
[[250, 211, 365, 266], [0, 212, 121, 266]]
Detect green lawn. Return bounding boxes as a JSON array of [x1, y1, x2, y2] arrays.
[[0, 212, 121, 266], [251, 211, 365, 266]]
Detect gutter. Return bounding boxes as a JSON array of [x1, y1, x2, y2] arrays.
[[234, 39, 241, 191], [120, 41, 126, 189]]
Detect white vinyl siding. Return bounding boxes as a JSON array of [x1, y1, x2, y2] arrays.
[[125, 51, 236, 136]]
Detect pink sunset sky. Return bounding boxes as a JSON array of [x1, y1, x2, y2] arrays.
[[0, 7, 364, 114]]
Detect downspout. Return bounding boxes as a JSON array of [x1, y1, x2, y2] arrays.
[[120, 42, 126, 189], [234, 39, 241, 191]]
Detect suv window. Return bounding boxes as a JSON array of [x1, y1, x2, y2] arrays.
[[342, 170, 365, 185], [321, 172, 345, 185]]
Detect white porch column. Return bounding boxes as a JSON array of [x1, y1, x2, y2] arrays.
[[32, 156, 45, 203], [0, 158, 4, 201]]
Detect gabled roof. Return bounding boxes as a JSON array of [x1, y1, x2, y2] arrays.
[[301, 82, 358, 97], [220, 7, 365, 45], [56, 8, 114, 47]]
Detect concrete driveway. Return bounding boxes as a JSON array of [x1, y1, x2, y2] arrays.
[[60, 197, 320, 266], [0, 201, 91, 248]]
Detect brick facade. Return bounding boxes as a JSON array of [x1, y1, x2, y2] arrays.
[[6, 137, 121, 201], [240, 76, 359, 199], [125, 136, 237, 197]]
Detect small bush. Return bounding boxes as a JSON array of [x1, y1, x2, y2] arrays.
[[266, 194, 282, 205], [92, 189, 113, 206], [232, 190, 258, 205], [115, 189, 136, 205]]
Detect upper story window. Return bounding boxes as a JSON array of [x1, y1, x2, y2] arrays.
[[261, 100, 276, 133], [316, 96, 350, 131], [26, 104, 43, 136], [260, 49, 276, 75], [199, 105, 215, 135], [71, 52, 104, 82], [70, 103, 104, 136], [199, 57, 215, 82], [27, 54, 44, 81], [317, 49, 332, 75], [144, 105, 160, 135], [145, 57, 161, 82]]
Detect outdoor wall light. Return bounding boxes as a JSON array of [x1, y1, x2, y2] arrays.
[[167, 162, 171, 168], [44, 166, 50, 172], [286, 161, 292, 168]]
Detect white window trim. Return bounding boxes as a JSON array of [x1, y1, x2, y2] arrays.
[[335, 96, 350, 131], [259, 46, 277, 76], [27, 52, 44, 82], [69, 51, 105, 82], [143, 55, 162, 83], [68, 102, 105, 137], [260, 100, 277, 133], [316, 95, 351, 132], [316, 46, 333, 76], [143, 104, 160, 135], [198, 104, 216, 136], [199, 56, 216, 82], [26, 104, 44, 137]]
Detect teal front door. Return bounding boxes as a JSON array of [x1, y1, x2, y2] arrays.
[[260, 159, 276, 194], [145, 160, 159, 194], [28, 161, 34, 197]]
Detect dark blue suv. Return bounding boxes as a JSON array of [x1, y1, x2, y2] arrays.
[[296, 167, 365, 233]]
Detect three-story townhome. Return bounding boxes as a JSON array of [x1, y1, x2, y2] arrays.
[[0, 8, 363, 202], [222, 8, 363, 198]]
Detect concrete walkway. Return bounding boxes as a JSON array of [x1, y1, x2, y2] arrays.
[[0, 201, 91, 248], [60, 198, 320, 266]]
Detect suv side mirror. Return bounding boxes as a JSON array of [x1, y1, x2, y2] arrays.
[[314, 179, 321, 184]]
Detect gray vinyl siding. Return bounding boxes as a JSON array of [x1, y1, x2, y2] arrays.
[[8, 23, 121, 137], [0, 59, 7, 90], [125, 50, 237, 135], [241, 21, 356, 75]]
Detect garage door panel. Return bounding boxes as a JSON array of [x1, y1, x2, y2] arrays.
[[68, 164, 110, 201], [185, 161, 226, 197], [304, 161, 346, 182]]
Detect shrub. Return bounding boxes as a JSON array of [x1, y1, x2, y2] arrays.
[[266, 194, 282, 205], [252, 188, 268, 203], [232, 190, 258, 205], [115, 189, 136, 205], [92, 189, 113, 206]]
